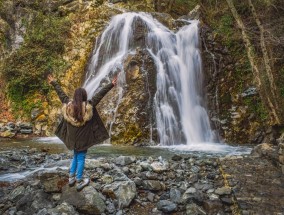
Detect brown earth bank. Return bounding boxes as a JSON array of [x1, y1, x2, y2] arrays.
[[0, 142, 283, 215]]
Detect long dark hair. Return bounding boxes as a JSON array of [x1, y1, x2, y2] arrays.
[[72, 88, 87, 122]]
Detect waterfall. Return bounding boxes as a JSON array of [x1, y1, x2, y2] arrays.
[[84, 12, 216, 146]]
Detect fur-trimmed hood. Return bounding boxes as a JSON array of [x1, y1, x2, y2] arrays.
[[62, 101, 93, 127]]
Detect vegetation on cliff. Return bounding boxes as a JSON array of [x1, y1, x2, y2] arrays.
[[201, 0, 284, 143], [0, 0, 283, 144], [0, 1, 70, 118]]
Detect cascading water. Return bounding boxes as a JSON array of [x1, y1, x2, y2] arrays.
[[84, 12, 216, 146]]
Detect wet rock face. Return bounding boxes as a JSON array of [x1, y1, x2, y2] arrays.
[[0, 122, 33, 138], [200, 24, 263, 145], [97, 49, 158, 145]]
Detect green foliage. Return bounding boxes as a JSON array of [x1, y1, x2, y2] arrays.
[[2, 11, 70, 114], [170, 0, 199, 16], [244, 97, 268, 121], [215, 14, 237, 49], [175, 0, 199, 9]]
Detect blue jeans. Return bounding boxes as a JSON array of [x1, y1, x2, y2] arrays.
[[70, 150, 87, 181]]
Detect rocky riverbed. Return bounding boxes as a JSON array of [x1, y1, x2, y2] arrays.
[[0, 142, 283, 215]]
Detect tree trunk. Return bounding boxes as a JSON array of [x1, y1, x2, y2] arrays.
[[248, 0, 280, 113], [226, 0, 281, 124], [167, 0, 175, 12]]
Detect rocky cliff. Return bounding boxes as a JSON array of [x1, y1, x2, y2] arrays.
[[0, 0, 283, 145]]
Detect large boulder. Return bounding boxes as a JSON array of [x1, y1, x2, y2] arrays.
[[55, 202, 79, 214], [102, 180, 137, 208], [61, 185, 106, 214], [114, 156, 136, 166], [251, 143, 279, 162], [38, 170, 68, 193], [97, 49, 157, 145]]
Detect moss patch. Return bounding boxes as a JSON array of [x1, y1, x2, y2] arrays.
[[1, 11, 70, 118]]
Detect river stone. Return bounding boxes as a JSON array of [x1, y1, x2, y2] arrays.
[[191, 166, 200, 173], [170, 188, 182, 203], [7, 122, 15, 128], [145, 171, 158, 180], [102, 174, 114, 184], [106, 201, 116, 214], [251, 143, 278, 160], [151, 161, 168, 173], [20, 129, 33, 134], [215, 187, 231, 195], [188, 174, 199, 183], [0, 130, 16, 138], [185, 187, 196, 194], [52, 193, 61, 201], [36, 208, 49, 215], [19, 122, 32, 129], [110, 170, 130, 181], [102, 180, 136, 208], [50, 154, 61, 161], [147, 192, 155, 202], [16, 193, 34, 213], [9, 186, 26, 202], [186, 203, 207, 215], [31, 190, 54, 212], [209, 193, 219, 201], [85, 159, 105, 169], [101, 162, 112, 170], [38, 170, 68, 193], [157, 200, 177, 213], [56, 202, 78, 214], [221, 197, 234, 205], [182, 188, 205, 205], [122, 166, 130, 174], [61, 185, 106, 214], [172, 154, 183, 161], [203, 200, 223, 214], [141, 180, 165, 191], [114, 156, 136, 166], [133, 177, 142, 186], [139, 161, 152, 171]]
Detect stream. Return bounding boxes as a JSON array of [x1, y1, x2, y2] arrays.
[[0, 137, 252, 183]]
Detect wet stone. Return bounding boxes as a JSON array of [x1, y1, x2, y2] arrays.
[[186, 203, 207, 215], [221, 197, 234, 205], [203, 200, 223, 214], [215, 187, 231, 195], [170, 188, 182, 203], [9, 186, 26, 202], [157, 200, 177, 213]]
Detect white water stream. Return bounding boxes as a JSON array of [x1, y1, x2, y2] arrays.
[[84, 12, 216, 146]]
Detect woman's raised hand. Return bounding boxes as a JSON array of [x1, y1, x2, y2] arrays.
[[112, 75, 118, 86], [47, 74, 55, 84]]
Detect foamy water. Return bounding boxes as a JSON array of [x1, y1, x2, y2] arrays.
[[154, 142, 252, 155]]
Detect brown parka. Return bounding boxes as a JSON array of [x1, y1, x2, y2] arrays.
[[51, 81, 114, 151]]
